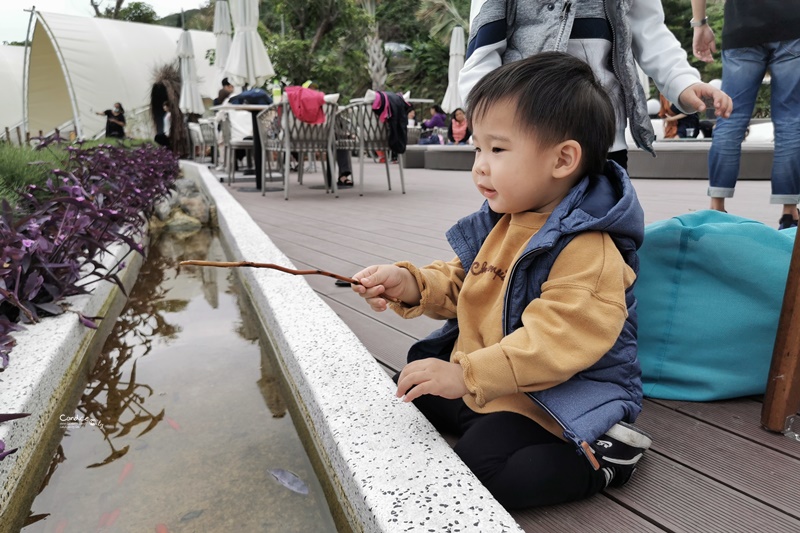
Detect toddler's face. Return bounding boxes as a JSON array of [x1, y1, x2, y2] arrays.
[[470, 100, 564, 214]]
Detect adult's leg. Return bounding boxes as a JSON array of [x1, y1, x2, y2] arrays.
[[336, 149, 353, 177], [455, 411, 606, 509], [766, 39, 800, 221], [708, 46, 769, 211]]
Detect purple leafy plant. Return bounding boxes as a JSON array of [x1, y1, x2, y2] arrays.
[[0, 140, 179, 460]]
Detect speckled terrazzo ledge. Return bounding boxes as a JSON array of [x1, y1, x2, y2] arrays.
[[0, 238, 144, 531], [185, 162, 524, 533]]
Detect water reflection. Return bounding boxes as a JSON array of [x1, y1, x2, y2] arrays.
[[23, 229, 336, 533]]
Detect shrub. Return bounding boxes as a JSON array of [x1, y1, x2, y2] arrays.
[[0, 139, 180, 370], [0, 139, 178, 461]]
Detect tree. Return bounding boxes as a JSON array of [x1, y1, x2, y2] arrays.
[[267, 0, 371, 98], [416, 0, 469, 44], [360, 1, 388, 90], [118, 2, 158, 24], [90, 0, 125, 19]]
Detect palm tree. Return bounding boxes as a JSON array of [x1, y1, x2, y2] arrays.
[[359, 1, 387, 90], [416, 0, 469, 45]]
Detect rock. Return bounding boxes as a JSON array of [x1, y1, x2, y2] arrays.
[[154, 199, 172, 221], [174, 177, 198, 196], [179, 195, 210, 225], [164, 210, 203, 232]]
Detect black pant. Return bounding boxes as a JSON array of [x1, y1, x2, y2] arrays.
[[608, 149, 628, 171], [410, 392, 606, 509], [324, 149, 353, 184]]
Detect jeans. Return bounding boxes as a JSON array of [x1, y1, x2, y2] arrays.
[[708, 39, 800, 204]]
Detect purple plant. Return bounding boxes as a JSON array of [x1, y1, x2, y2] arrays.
[[0, 141, 178, 461], [0, 413, 31, 460], [0, 141, 179, 370]]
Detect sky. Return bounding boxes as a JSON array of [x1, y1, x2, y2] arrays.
[[1, 1, 207, 44]]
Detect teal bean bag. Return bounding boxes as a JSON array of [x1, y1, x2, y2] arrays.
[[636, 210, 796, 401]]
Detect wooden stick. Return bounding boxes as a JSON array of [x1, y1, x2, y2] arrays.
[[180, 260, 358, 283], [179, 260, 402, 303]]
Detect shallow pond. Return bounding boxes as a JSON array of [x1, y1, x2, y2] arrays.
[[22, 229, 337, 533]]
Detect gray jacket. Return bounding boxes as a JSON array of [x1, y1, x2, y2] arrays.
[[460, 0, 701, 154]]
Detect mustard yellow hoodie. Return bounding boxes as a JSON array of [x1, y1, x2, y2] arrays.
[[393, 211, 636, 438]]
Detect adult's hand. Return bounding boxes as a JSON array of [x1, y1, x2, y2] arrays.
[[693, 25, 716, 63]]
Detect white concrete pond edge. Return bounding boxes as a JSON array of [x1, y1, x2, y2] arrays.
[[184, 162, 523, 533], [0, 235, 144, 526]]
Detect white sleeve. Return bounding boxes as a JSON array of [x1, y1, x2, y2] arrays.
[[459, 0, 508, 105], [629, 0, 701, 113]]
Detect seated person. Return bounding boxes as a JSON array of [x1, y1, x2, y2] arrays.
[[422, 104, 448, 129], [215, 91, 254, 171], [447, 108, 471, 145]]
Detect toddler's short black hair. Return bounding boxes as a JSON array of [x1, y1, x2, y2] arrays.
[[466, 52, 616, 176]]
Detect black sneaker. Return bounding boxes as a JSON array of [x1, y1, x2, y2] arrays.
[[593, 421, 653, 488], [778, 214, 798, 230]]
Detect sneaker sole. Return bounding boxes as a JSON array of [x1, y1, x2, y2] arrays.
[[606, 421, 653, 450]]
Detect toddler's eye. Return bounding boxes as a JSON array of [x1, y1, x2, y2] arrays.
[[491, 147, 504, 153]]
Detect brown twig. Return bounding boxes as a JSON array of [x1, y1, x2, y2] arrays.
[[179, 260, 402, 303]]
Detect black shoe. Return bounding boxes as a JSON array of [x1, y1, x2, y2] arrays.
[[778, 214, 798, 230], [593, 421, 652, 488]]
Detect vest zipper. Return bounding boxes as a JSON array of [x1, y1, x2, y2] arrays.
[[504, 243, 601, 471], [554, 1, 573, 50], [502, 247, 541, 335], [528, 394, 601, 470]]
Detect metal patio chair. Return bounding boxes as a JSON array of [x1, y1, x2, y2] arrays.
[[198, 119, 217, 165], [256, 101, 338, 200], [220, 112, 254, 186], [335, 101, 406, 196]]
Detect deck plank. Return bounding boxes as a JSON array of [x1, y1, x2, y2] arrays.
[[649, 398, 800, 461], [636, 401, 800, 519], [607, 453, 800, 532], [220, 162, 799, 532]]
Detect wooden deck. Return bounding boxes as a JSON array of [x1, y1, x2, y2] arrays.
[[218, 160, 800, 533]]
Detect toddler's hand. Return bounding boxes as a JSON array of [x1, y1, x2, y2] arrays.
[[396, 358, 468, 402], [352, 264, 417, 312]]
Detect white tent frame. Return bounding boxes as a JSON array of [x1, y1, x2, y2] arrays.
[[23, 11, 219, 140]]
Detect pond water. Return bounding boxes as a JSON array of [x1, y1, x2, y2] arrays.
[[21, 229, 338, 533]]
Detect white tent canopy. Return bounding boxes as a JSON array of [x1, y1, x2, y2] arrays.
[[25, 11, 218, 139], [0, 45, 25, 135]]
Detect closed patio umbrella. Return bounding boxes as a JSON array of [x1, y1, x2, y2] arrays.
[[213, 0, 233, 80], [177, 29, 205, 115], [224, 0, 274, 88], [441, 26, 465, 114]]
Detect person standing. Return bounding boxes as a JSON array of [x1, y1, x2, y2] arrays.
[[459, 0, 733, 170], [155, 101, 171, 148], [692, 0, 800, 229], [96, 103, 125, 139]]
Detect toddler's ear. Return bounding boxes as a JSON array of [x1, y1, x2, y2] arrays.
[[552, 140, 582, 179]]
